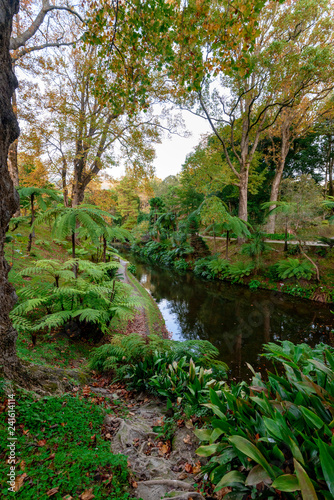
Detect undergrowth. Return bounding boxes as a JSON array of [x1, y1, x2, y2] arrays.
[[0, 387, 135, 499]]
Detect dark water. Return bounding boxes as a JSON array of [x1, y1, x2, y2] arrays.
[[124, 253, 334, 381]]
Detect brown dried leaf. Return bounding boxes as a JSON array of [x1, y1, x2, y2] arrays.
[[46, 487, 59, 497], [37, 439, 47, 447], [80, 488, 95, 500], [19, 460, 26, 471], [14, 473, 27, 492], [183, 434, 192, 444], [192, 462, 201, 474], [184, 463, 193, 473]]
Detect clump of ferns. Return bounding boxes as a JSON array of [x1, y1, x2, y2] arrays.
[[10, 258, 143, 337], [89, 332, 228, 382]]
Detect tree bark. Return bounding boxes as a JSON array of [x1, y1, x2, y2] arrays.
[[0, 0, 21, 378], [267, 120, 291, 234], [7, 87, 20, 216], [238, 170, 248, 223]]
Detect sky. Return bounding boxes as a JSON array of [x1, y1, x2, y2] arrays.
[[152, 111, 212, 179], [108, 110, 212, 181]]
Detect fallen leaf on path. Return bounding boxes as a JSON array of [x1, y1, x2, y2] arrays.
[[46, 487, 59, 496], [183, 434, 192, 444], [14, 473, 27, 492], [184, 463, 193, 473], [80, 488, 95, 500], [192, 461, 201, 474]]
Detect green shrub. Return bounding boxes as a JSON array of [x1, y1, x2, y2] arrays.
[[227, 261, 254, 282], [10, 259, 141, 339], [173, 258, 189, 272], [195, 341, 334, 499], [90, 333, 227, 414], [276, 258, 315, 280], [249, 279, 261, 290], [287, 243, 301, 255], [267, 263, 281, 281], [193, 257, 216, 279], [207, 258, 230, 278], [127, 263, 136, 274]]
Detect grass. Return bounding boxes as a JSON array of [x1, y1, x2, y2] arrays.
[[126, 266, 168, 336], [0, 384, 135, 499]]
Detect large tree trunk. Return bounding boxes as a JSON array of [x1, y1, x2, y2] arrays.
[[0, 0, 21, 378], [8, 88, 20, 216], [267, 120, 291, 234], [238, 168, 248, 222]]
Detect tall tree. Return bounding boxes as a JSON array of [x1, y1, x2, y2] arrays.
[[8, 0, 85, 189], [0, 0, 21, 378]]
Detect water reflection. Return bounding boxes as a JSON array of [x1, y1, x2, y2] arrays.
[[125, 255, 334, 381]]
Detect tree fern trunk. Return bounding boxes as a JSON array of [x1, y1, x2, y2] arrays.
[[72, 231, 77, 278], [226, 230, 229, 260], [103, 236, 107, 263], [0, 0, 21, 378], [27, 193, 35, 253]]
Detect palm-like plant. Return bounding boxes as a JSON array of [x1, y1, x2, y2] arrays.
[[11, 259, 142, 339], [241, 231, 271, 269], [18, 186, 61, 252], [34, 204, 114, 275]]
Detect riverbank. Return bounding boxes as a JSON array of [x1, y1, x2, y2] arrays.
[[116, 257, 170, 339], [129, 238, 334, 304]]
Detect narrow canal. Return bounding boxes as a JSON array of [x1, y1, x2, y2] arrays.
[[124, 253, 334, 381]]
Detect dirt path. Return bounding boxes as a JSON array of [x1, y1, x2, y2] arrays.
[[88, 382, 206, 500]]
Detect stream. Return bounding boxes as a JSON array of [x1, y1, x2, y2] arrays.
[[122, 252, 334, 381]]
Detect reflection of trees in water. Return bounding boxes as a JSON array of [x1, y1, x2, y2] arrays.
[[126, 254, 333, 379]]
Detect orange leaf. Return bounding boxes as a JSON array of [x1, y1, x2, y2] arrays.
[[184, 463, 193, 473], [37, 439, 47, 447]]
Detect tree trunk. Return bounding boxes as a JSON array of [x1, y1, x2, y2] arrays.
[[61, 158, 69, 207], [0, 0, 21, 378], [27, 193, 35, 253], [225, 230, 229, 260], [8, 86, 20, 216], [238, 168, 248, 223], [72, 179, 85, 206], [103, 236, 107, 263], [267, 121, 291, 234], [237, 168, 248, 243]]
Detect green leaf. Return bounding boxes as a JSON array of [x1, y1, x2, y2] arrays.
[[228, 436, 275, 479], [194, 428, 212, 442], [196, 443, 222, 457], [318, 439, 334, 495], [293, 459, 318, 500], [300, 406, 324, 430], [272, 474, 300, 492], [214, 470, 245, 492], [245, 464, 272, 486]]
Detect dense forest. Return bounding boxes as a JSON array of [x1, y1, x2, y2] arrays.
[[0, 0, 334, 499]]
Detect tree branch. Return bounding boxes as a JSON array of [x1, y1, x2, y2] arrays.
[[10, 0, 84, 52]]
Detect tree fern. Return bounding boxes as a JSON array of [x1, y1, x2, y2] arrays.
[[11, 259, 140, 338]]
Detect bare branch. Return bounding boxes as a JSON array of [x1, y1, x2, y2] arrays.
[[12, 39, 78, 62], [10, 0, 84, 52]]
